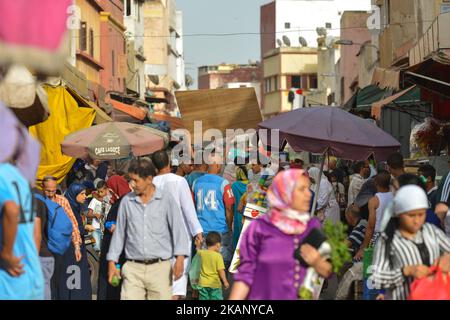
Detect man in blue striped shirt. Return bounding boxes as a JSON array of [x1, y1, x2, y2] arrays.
[[335, 204, 367, 299], [345, 204, 368, 255]]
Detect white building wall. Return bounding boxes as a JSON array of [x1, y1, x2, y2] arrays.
[[274, 0, 371, 48]]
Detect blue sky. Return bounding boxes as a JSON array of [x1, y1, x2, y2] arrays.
[[177, 0, 271, 88]]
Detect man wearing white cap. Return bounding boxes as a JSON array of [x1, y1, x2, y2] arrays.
[[371, 185, 450, 300]]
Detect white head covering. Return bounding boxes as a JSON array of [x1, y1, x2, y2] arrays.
[[308, 166, 327, 191], [380, 185, 429, 232], [393, 185, 429, 215]]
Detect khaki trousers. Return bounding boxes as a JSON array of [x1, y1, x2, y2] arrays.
[[121, 260, 172, 300]]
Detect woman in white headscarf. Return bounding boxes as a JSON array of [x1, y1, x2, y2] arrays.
[[308, 167, 340, 224], [371, 185, 450, 300]]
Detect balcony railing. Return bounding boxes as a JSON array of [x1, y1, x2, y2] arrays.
[[408, 12, 450, 66]]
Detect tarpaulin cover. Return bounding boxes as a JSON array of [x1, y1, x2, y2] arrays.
[[29, 85, 95, 184], [371, 86, 419, 120], [110, 99, 147, 121]]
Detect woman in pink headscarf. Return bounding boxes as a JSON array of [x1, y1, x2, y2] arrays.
[[229, 169, 332, 300]]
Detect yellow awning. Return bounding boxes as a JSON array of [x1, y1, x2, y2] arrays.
[[29, 85, 96, 185], [65, 85, 112, 124]]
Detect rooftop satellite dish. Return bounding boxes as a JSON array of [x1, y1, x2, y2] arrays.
[[299, 36, 308, 47], [316, 27, 327, 37], [282, 35, 291, 47], [148, 75, 159, 85], [185, 74, 193, 87], [173, 81, 181, 90], [276, 39, 283, 47], [325, 36, 335, 48]]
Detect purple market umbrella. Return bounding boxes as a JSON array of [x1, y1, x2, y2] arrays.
[[258, 106, 400, 161], [258, 106, 400, 214], [0, 103, 40, 183]]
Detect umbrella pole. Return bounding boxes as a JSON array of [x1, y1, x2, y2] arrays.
[[311, 149, 327, 216]]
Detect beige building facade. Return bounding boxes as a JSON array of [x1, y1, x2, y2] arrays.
[[262, 47, 318, 117]]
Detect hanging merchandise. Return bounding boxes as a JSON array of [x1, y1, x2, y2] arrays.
[[228, 175, 272, 274], [413, 118, 450, 156], [0, 0, 73, 74], [0, 64, 36, 108], [410, 122, 428, 159]]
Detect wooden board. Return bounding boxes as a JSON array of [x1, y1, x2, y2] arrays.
[[152, 113, 184, 130], [175, 87, 262, 139]]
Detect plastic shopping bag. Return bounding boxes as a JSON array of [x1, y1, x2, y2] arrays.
[[188, 254, 201, 290], [408, 266, 450, 300]]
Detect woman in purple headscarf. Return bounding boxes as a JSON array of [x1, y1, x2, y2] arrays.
[[229, 169, 332, 300]]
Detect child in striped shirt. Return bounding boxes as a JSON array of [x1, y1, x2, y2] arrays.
[[345, 204, 368, 255], [371, 185, 450, 300]]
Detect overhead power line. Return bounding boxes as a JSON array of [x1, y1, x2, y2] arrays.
[[72, 19, 438, 39]]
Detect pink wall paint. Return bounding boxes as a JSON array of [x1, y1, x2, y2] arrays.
[[198, 67, 262, 90], [99, 0, 126, 94], [340, 11, 371, 104]]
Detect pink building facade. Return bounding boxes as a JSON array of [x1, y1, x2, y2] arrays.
[[99, 0, 126, 94], [198, 65, 262, 90], [339, 11, 371, 104]]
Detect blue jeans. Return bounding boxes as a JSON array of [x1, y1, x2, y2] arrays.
[[39, 256, 55, 300], [92, 229, 102, 252]]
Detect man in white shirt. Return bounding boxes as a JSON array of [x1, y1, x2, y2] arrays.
[[151, 150, 203, 300], [347, 161, 370, 207]]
